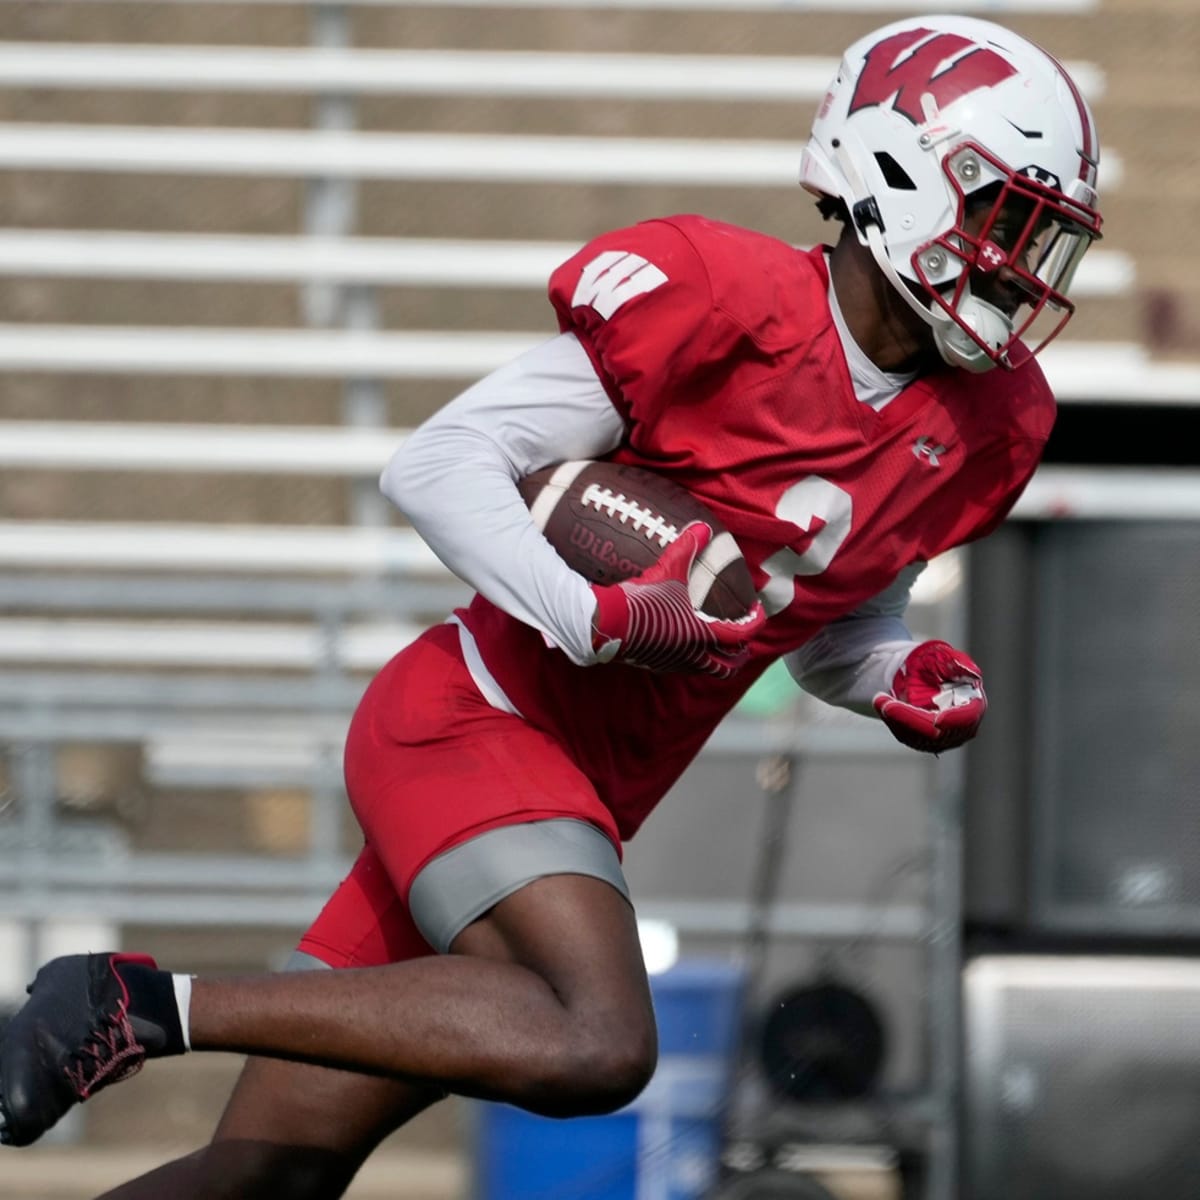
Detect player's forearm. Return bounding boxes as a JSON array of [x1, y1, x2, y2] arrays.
[[383, 423, 598, 661], [786, 615, 916, 715], [379, 334, 625, 664]]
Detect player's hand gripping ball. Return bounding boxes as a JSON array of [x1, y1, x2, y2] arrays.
[[873, 640, 987, 753], [518, 460, 764, 676]]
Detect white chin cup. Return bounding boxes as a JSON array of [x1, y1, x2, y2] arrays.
[[930, 293, 1013, 374]]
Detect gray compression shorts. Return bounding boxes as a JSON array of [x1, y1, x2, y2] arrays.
[[407, 818, 631, 954], [286, 949, 333, 972]]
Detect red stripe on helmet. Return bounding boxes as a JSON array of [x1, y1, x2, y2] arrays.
[[1034, 43, 1098, 186]]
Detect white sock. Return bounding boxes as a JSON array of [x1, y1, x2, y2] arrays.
[[171, 973, 194, 1052]]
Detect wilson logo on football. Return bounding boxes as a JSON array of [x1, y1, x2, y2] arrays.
[[849, 28, 1018, 126], [568, 524, 643, 576]]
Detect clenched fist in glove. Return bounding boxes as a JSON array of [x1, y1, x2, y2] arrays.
[[591, 523, 765, 678], [873, 640, 987, 753]]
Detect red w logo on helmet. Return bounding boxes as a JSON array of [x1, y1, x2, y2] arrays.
[[849, 28, 1018, 126]]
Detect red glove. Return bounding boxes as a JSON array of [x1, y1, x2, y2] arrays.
[[873, 640, 987, 753], [591, 523, 765, 678]]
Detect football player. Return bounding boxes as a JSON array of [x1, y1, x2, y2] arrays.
[[0, 15, 1101, 1198]]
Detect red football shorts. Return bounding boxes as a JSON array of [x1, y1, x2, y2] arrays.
[[297, 622, 621, 968]]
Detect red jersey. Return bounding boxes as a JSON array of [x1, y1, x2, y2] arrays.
[[457, 215, 1054, 840]]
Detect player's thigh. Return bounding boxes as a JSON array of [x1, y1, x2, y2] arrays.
[[410, 818, 658, 1098], [411, 818, 648, 1003], [454, 869, 653, 1021], [453, 870, 659, 1112], [342, 623, 622, 898], [342, 621, 634, 1018]]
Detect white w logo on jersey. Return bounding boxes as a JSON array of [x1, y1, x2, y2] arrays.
[[571, 250, 668, 320]]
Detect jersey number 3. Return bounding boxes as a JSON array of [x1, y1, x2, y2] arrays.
[[759, 476, 854, 616]]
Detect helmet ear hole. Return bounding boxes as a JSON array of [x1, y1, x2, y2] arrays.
[[874, 151, 917, 191]]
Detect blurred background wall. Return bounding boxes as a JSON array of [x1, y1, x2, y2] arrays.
[[0, 1, 1197, 1199]]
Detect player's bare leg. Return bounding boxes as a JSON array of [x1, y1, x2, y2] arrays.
[[187, 873, 657, 1115], [92, 1061, 442, 1200], [4, 874, 656, 1198]]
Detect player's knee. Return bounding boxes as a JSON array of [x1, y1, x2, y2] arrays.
[[583, 1033, 658, 1114], [534, 1018, 658, 1117]]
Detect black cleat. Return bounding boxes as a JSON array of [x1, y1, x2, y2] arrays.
[[0, 952, 161, 1147]]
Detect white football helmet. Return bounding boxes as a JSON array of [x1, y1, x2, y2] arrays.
[[801, 14, 1103, 372]]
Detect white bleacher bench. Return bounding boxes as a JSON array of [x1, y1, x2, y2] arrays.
[[12, 401, 1200, 479], [0, 0, 1101, 11], [0, 522, 440, 574], [0, 325, 537, 378], [0, 44, 1106, 104], [0, 669, 372, 726], [0, 422, 405, 475], [0, 231, 1136, 298], [1, 470, 1197, 698], [0, 468, 1197, 579], [144, 731, 350, 791], [3, 469, 1198, 681], [0, 232, 579, 288], [0, 617, 424, 672], [0, 124, 1127, 191], [0, 335, 1186, 402], [0, 126, 803, 186], [0, 47, 873, 102], [138, 720, 919, 798]]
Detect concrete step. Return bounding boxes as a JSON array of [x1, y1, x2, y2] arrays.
[[0, 1144, 905, 1200], [0, 1146, 466, 1200], [2, 3, 1110, 60], [0, 1144, 906, 1200], [4, 2, 310, 49], [0, 275, 557, 333], [0, 464, 351, 524], [0, 375, 455, 434], [1094, 103, 1198, 168]]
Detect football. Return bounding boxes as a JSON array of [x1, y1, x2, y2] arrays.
[[517, 460, 756, 619]]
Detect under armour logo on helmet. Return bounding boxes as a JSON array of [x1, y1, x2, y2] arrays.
[[1020, 164, 1062, 190]]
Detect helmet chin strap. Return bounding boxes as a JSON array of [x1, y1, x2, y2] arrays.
[[928, 291, 1013, 373], [832, 138, 1011, 374]]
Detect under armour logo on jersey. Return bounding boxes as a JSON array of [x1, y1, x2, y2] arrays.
[[913, 436, 947, 466], [849, 28, 1018, 126], [572, 250, 668, 320]]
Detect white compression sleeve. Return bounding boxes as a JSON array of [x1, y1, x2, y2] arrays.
[[379, 333, 626, 665], [784, 563, 926, 714]]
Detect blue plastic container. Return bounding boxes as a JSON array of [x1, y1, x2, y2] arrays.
[[474, 960, 746, 1200]]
